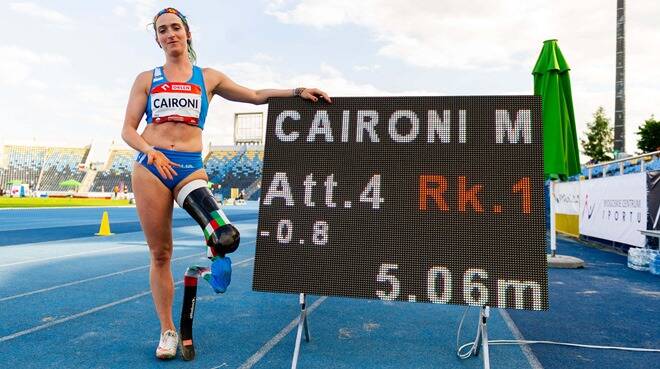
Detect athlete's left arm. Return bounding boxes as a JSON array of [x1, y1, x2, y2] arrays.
[[205, 68, 331, 104]]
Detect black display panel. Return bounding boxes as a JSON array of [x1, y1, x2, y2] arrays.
[[253, 96, 547, 310]]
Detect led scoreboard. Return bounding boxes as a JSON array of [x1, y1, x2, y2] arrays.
[[253, 96, 548, 311]]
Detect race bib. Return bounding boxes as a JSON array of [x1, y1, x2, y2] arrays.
[[150, 82, 202, 125]]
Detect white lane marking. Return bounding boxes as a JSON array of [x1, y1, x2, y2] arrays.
[[0, 206, 137, 211], [0, 244, 139, 268], [0, 289, 156, 343], [234, 296, 328, 369], [498, 309, 545, 369], [0, 253, 203, 302], [0, 241, 257, 302], [0, 257, 255, 343]]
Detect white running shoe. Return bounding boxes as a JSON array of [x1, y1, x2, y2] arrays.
[[156, 329, 179, 359]]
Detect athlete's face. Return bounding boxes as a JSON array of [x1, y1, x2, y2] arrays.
[[155, 13, 190, 56]]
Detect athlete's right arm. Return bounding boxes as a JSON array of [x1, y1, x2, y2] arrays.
[[121, 71, 179, 180]]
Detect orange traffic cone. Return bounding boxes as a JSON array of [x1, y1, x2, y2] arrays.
[[95, 211, 114, 236]]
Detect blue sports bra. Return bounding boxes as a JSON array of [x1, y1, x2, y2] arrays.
[[145, 66, 209, 130]]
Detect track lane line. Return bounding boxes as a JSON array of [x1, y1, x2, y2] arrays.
[[0, 257, 255, 343], [498, 309, 545, 369], [233, 296, 328, 369], [0, 253, 203, 302], [0, 241, 256, 302], [0, 244, 139, 268]]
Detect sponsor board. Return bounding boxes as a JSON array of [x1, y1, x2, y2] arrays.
[[579, 173, 647, 246], [553, 181, 580, 215]]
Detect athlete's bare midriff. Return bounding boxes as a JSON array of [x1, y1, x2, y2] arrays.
[[141, 122, 203, 152]]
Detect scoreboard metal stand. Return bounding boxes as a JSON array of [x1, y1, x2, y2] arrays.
[[470, 306, 491, 369], [290, 293, 311, 369]]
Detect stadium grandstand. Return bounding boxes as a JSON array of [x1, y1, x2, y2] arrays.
[[89, 148, 136, 193], [39, 146, 90, 191], [204, 145, 264, 201], [0, 112, 267, 199], [0, 143, 264, 200], [0, 144, 90, 192]]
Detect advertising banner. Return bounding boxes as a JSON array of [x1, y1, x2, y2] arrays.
[[579, 173, 647, 246], [554, 181, 580, 215]]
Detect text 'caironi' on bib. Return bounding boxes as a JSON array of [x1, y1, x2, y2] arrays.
[[150, 82, 202, 125], [145, 66, 209, 129]]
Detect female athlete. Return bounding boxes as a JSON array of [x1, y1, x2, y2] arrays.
[[121, 7, 330, 359]]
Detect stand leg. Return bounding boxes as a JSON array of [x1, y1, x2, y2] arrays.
[[291, 293, 309, 369], [303, 307, 310, 342], [472, 312, 482, 357], [468, 306, 491, 369], [480, 306, 490, 369]]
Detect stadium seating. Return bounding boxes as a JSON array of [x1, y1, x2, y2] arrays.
[[204, 146, 263, 200], [39, 147, 89, 191], [1, 145, 48, 190], [0, 145, 90, 192], [90, 149, 135, 193]]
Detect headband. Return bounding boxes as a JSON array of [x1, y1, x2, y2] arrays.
[[153, 7, 188, 25]]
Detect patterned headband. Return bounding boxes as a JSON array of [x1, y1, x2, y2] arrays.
[[153, 7, 188, 25]]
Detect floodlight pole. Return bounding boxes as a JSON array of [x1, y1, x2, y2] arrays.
[[614, 0, 625, 153], [291, 293, 311, 369], [472, 306, 491, 369]]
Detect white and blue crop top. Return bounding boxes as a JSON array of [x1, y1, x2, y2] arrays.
[[145, 66, 209, 130]]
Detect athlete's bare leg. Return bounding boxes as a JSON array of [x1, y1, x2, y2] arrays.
[[132, 163, 175, 334]]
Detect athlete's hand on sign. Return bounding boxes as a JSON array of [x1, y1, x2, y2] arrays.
[[300, 88, 332, 103], [146, 149, 180, 180]]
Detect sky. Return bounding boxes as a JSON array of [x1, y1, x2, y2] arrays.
[[1, 0, 658, 163]]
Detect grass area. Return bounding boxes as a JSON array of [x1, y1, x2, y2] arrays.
[[0, 197, 132, 208]]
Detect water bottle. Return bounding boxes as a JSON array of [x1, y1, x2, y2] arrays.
[[627, 247, 648, 271], [649, 253, 660, 276]]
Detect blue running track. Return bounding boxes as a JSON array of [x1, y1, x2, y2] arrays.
[[0, 204, 657, 368]]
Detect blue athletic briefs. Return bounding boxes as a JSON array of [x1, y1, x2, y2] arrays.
[[136, 147, 203, 190]]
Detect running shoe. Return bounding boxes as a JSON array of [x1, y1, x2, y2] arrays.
[[156, 329, 179, 359]]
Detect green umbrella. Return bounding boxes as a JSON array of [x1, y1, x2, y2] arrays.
[[533, 39, 581, 179], [59, 179, 81, 187]]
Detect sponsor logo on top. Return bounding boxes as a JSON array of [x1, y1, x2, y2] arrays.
[[172, 84, 192, 92]]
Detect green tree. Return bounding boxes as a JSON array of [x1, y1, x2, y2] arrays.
[[580, 107, 613, 162], [636, 115, 660, 153]]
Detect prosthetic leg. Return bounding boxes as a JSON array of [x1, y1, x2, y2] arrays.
[[176, 180, 240, 360]]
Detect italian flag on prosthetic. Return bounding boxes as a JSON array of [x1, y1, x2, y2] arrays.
[[202, 209, 232, 258]]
